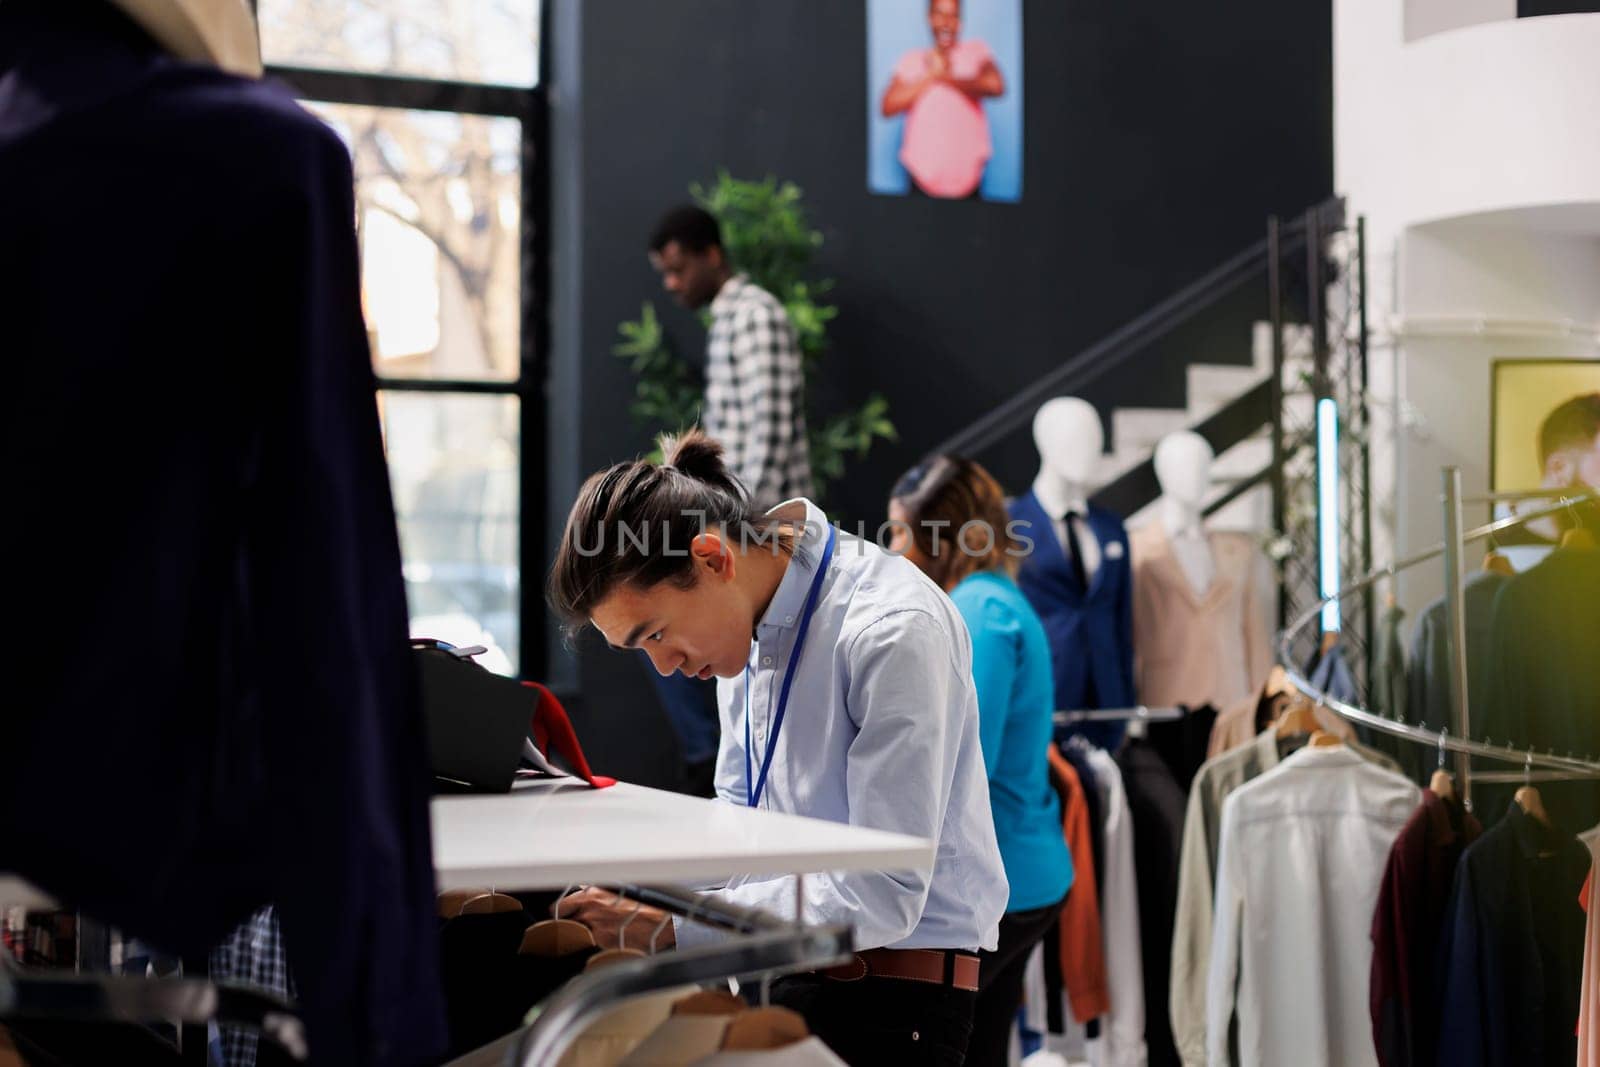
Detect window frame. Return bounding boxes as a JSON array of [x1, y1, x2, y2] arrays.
[[264, 9, 550, 680]]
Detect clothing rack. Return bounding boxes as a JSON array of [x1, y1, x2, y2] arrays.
[[0, 953, 306, 1061], [507, 882, 853, 1067], [1276, 472, 1600, 805], [1054, 706, 1186, 725]]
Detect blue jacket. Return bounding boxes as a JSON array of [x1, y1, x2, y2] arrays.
[[1009, 491, 1136, 750], [950, 572, 1074, 913]]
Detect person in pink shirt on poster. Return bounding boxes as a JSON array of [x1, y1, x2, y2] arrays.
[[880, 0, 1006, 199]]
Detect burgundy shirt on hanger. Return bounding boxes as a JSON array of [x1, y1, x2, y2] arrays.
[[1368, 790, 1482, 1067]]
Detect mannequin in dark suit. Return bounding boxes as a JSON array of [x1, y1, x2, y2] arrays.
[[1010, 399, 1136, 751]]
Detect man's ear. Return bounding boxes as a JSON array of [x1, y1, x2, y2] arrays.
[[691, 530, 736, 582], [1545, 450, 1575, 487]]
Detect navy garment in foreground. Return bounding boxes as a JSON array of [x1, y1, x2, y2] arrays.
[[1435, 804, 1589, 1067], [1009, 491, 1136, 751], [0, 3, 446, 1062]]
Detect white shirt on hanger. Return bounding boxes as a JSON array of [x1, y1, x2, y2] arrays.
[[1082, 744, 1147, 1067], [1578, 825, 1599, 1067], [1205, 745, 1418, 1067]]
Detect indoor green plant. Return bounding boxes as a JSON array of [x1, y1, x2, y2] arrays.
[[613, 172, 897, 501]]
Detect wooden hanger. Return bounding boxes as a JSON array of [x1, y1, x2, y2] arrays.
[[719, 1006, 809, 1051], [1514, 754, 1551, 827], [438, 888, 486, 919], [672, 990, 747, 1017], [459, 891, 523, 915], [519, 919, 595, 956], [519, 886, 596, 956], [1263, 665, 1293, 699], [1515, 784, 1551, 826], [584, 899, 647, 970], [1307, 729, 1344, 749], [1561, 526, 1596, 550], [1483, 549, 1515, 576], [1274, 697, 1320, 739]]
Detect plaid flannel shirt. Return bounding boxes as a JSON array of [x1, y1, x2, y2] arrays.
[[703, 275, 813, 507], [209, 906, 291, 1067]]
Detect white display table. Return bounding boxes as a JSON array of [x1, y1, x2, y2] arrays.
[[1, 780, 935, 905], [431, 779, 935, 891]]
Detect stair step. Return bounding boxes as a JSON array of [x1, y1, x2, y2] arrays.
[[1187, 363, 1269, 422], [1111, 407, 1191, 454]]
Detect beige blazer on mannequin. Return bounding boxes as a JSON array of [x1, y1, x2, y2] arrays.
[[107, 0, 262, 76], [1131, 523, 1273, 711]]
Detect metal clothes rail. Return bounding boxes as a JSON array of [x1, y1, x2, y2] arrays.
[[1054, 706, 1187, 726], [1277, 472, 1600, 804], [508, 882, 852, 1067]]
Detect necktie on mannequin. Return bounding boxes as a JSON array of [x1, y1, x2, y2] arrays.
[[1065, 511, 1090, 592]]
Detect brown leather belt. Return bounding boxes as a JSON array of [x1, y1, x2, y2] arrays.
[[818, 948, 980, 992]]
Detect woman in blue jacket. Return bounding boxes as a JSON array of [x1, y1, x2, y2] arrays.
[[890, 455, 1074, 1066]]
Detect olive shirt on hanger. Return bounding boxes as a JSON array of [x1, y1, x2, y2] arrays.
[[1169, 728, 1402, 1067], [1129, 524, 1273, 713], [1436, 804, 1591, 1067], [1406, 571, 1508, 743], [1483, 547, 1600, 832]]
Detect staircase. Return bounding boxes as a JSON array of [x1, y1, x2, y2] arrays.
[[931, 199, 1342, 538], [1096, 322, 1276, 531]]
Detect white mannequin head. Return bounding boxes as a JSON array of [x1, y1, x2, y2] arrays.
[[1032, 397, 1103, 489], [1154, 431, 1214, 511]]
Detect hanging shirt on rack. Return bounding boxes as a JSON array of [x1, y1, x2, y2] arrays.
[[1046, 746, 1110, 1024], [1010, 491, 1137, 752], [1080, 744, 1147, 1067], [1577, 825, 1598, 1067], [1116, 739, 1188, 1067], [1484, 546, 1600, 832], [1367, 790, 1482, 1067], [1436, 804, 1590, 1067], [1170, 728, 1402, 1067], [1406, 571, 1508, 737], [1206, 746, 1417, 1067]]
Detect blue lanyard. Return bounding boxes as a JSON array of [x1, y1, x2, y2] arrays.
[[745, 523, 837, 809]]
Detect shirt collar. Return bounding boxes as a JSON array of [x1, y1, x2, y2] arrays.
[[1420, 788, 1469, 847], [754, 498, 831, 634], [709, 273, 750, 317], [1251, 725, 1283, 771], [1504, 801, 1564, 860]]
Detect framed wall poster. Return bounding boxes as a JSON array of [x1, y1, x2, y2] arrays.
[[1489, 357, 1600, 546], [867, 0, 1023, 203]]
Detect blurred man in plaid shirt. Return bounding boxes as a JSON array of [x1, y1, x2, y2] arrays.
[[648, 205, 813, 509], [643, 205, 815, 795]]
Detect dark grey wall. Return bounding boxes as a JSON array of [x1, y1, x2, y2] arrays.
[[546, 0, 1332, 786]]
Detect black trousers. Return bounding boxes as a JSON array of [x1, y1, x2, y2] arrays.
[[769, 968, 977, 1066], [969, 901, 1066, 1066]]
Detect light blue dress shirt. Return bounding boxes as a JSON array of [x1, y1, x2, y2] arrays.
[[676, 498, 1009, 953]]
